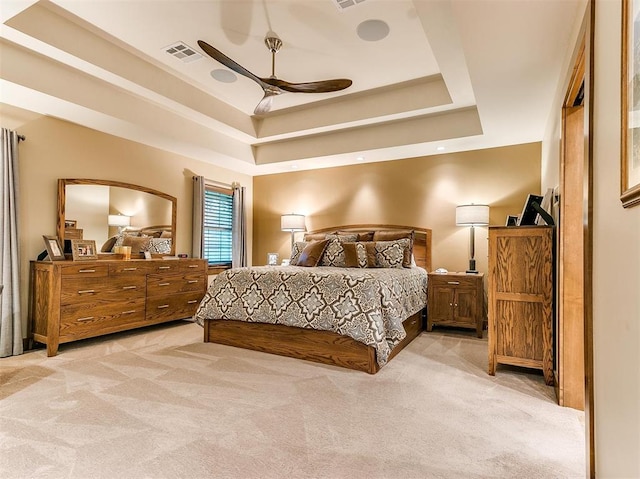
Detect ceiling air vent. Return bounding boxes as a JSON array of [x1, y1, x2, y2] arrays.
[[333, 0, 367, 12], [164, 42, 202, 63]]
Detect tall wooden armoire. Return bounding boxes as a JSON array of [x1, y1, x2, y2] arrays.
[[488, 226, 554, 385]]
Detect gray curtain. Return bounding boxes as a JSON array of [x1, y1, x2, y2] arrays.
[[1, 129, 23, 357], [232, 183, 247, 268], [192, 176, 205, 259]]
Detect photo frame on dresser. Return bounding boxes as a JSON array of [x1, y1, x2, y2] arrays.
[[42, 235, 66, 261], [71, 239, 98, 261]]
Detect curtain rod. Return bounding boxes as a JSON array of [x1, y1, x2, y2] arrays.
[[17, 134, 26, 142], [203, 177, 241, 189]]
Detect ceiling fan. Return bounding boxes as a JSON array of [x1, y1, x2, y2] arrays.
[[198, 32, 352, 115]]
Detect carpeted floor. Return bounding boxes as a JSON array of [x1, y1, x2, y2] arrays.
[[0, 321, 585, 479]]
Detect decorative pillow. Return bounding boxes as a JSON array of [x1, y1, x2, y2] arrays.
[[160, 230, 172, 238], [113, 231, 141, 249], [324, 233, 358, 242], [338, 231, 374, 242], [147, 238, 172, 254], [343, 242, 377, 268], [373, 239, 410, 268], [303, 232, 333, 241], [296, 240, 330, 267], [101, 235, 118, 253], [122, 235, 151, 253], [290, 241, 308, 265], [372, 230, 414, 267]]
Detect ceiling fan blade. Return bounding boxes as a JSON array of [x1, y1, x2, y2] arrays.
[[254, 91, 277, 115], [197, 40, 266, 87], [262, 78, 352, 94]]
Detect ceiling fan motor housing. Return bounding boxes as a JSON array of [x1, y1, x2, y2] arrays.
[[264, 33, 282, 53]]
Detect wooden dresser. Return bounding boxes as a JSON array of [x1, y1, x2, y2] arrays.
[[29, 258, 207, 356], [487, 226, 554, 385]]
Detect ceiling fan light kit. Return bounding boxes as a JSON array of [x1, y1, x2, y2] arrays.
[[198, 32, 352, 115]]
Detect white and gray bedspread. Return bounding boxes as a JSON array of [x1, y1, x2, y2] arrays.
[[194, 265, 428, 366]]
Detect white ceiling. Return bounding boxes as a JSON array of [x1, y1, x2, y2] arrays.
[[0, 0, 586, 176]]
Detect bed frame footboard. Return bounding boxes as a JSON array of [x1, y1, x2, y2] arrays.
[[203, 309, 424, 374]]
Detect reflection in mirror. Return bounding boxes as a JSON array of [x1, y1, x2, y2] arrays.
[[58, 179, 177, 257]]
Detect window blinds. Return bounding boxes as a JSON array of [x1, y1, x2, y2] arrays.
[[203, 187, 233, 265]]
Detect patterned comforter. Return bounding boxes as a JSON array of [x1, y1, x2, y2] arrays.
[[194, 266, 428, 366]]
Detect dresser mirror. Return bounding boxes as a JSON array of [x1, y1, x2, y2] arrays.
[[57, 179, 177, 257]]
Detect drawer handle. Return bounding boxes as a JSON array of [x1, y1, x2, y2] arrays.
[[77, 316, 94, 322], [78, 269, 96, 273], [158, 282, 171, 286], [122, 286, 137, 290], [123, 267, 137, 271], [187, 280, 198, 284], [447, 281, 460, 285], [158, 266, 171, 270], [122, 310, 136, 314], [78, 289, 95, 294], [157, 304, 169, 309], [187, 300, 198, 304], [409, 319, 417, 325], [188, 265, 199, 268]]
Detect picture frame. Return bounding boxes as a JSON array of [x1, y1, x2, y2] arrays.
[[267, 252, 279, 266], [505, 215, 519, 226], [64, 219, 77, 228], [42, 235, 66, 261], [621, 0, 640, 208], [71, 239, 98, 261]]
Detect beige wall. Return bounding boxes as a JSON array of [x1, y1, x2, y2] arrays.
[[14, 116, 253, 335], [253, 143, 541, 273], [591, 1, 640, 476]]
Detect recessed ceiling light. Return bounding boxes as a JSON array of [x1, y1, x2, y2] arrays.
[[291, 164, 299, 170], [210, 69, 237, 83], [436, 146, 446, 151], [356, 156, 365, 161], [357, 20, 390, 42]]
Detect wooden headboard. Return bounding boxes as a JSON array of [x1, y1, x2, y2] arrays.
[[306, 224, 432, 272]]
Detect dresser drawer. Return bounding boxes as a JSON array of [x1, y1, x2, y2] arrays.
[[110, 262, 151, 275], [147, 260, 205, 274], [60, 263, 108, 277], [59, 298, 146, 340], [60, 276, 146, 305], [146, 272, 205, 296], [146, 291, 204, 322]]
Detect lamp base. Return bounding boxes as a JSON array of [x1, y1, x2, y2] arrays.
[[466, 258, 478, 274]]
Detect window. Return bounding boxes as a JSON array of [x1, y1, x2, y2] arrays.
[[203, 186, 233, 266]]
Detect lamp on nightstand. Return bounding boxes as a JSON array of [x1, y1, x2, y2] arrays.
[[456, 204, 489, 274], [281, 214, 306, 250], [108, 214, 130, 234]]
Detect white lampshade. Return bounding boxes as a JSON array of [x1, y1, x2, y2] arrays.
[[456, 204, 490, 226], [108, 214, 131, 228], [281, 214, 306, 232]]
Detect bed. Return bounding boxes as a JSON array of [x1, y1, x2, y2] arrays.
[[100, 224, 173, 254], [194, 225, 432, 374]]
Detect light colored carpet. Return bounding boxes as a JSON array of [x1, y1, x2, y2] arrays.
[[0, 321, 585, 479]]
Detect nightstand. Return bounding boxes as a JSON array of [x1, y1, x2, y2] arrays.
[[426, 272, 485, 338]]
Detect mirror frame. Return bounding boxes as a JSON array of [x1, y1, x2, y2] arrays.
[[57, 178, 178, 257]]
